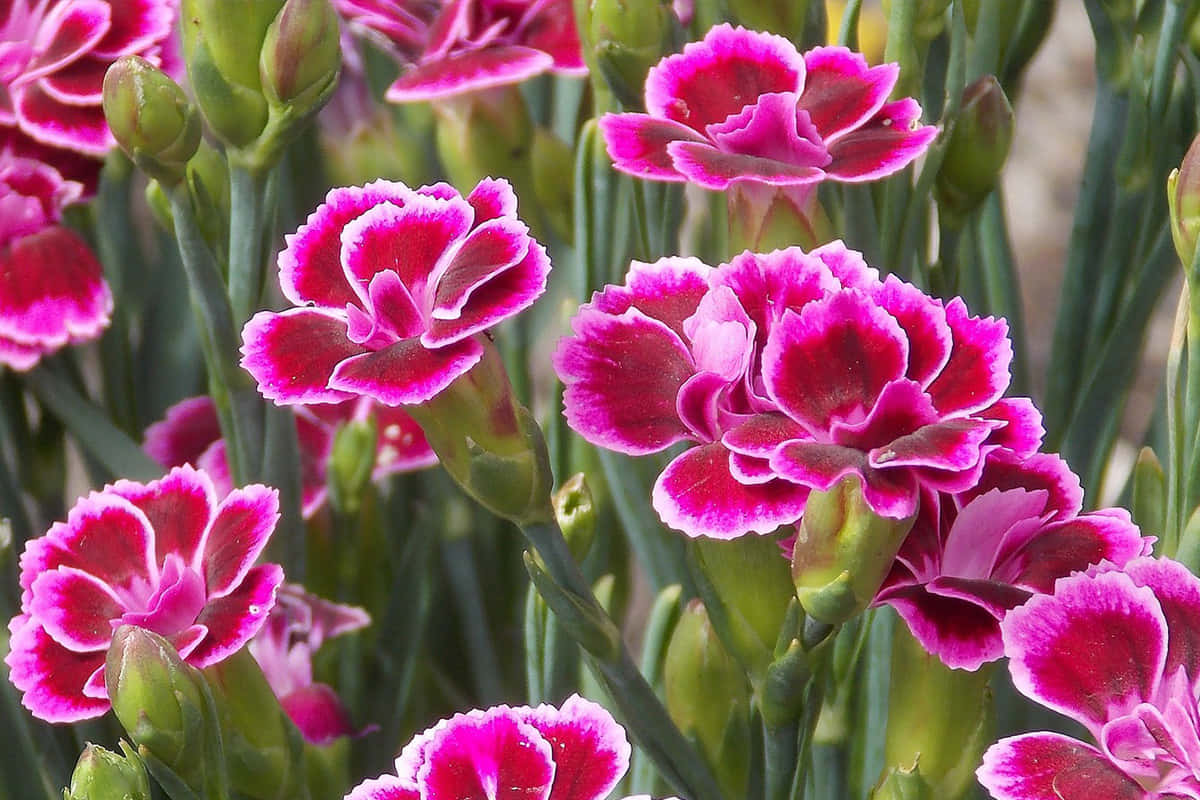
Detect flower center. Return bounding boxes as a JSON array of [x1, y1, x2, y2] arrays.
[[118, 553, 207, 638]]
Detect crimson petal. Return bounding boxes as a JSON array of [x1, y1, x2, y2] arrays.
[[977, 733, 1145, 800], [240, 308, 366, 405], [5, 617, 108, 722], [387, 46, 554, 102], [328, 336, 484, 406]]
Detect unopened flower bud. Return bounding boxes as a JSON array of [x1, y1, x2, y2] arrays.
[[871, 766, 935, 800], [663, 600, 753, 799], [65, 742, 151, 800], [105, 626, 214, 795], [102, 57, 201, 185], [1169, 134, 1200, 269], [881, 0, 953, 40], [936, 76, 1013, 225], [726, 0, 809, 40], [584, 0, 675, 109], [328, 416, 377, 515], [554, 473, 597, 561], [259, 0, 341, 113], [1132, 447, 1166, 543], [532, 128, 574, 239], [434, 89, 535, 200], [791, 477, 916, 624]]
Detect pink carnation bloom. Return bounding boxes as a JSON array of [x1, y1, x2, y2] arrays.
[[345, 694, 644, 800], [144, 395, 437, 518], [600, 24, 937, 195], [240, 177, 550, 409], [0, 0, 180, 158], [248, 583, 370, 745], [554, 242, 1040, 538], [6, 465, 283, 723], [873, 452, 1151, 671], [334, 0, 585, 103], [978, 557, 1200, 799], [0, 145, 111, 370]]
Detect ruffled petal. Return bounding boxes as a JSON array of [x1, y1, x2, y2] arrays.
[[240, 308, 366, 405], [142, 396, 223, 467], [1008, 510, 1147, 594], [1119, 557, 1200, 689], [705, 92, 829, 167], [344, 776, 420, 800], [555, 307, 695, 455], [926, 298, 1012, 415], [28, 566, 121, 651], [667, 140, 825, 190], [432, 217, 530, 317], [652, 442, 808, 538], [600, 113, 704, 181], [770, 440, 919, 518], [92, 0, 175, 58], [519, 694, 631, 800], [328, 336, 484, 406], [108, 464, 218, 570], [880, 582, 1013, 671], [1002, 570, 1167, 731], [824, 98, 939, 182], [188, 563, 283, 667], [5, 616, 107, 722], [798, 47, 898, 143], [868, 275, 951, 387], [201, 484, 280, 597], [386, 45, 554, 102], [588, 256, 712, 340], [14, 82, 111, 155], [417, 708, 555, 800], [977, 733, 1145, 800], [25, 0, 110, 79]]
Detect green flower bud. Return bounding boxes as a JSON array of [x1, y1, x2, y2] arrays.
[[65, 742, 151, 800], [524, 552, 623, 662], [727, 0, 810, 41], [1132, 447, 1166, 545], [553, 473, 597, 562], [434, 89, 535, 204], [791, 477, 916, 625], [1169, 134, 1200, 270], [582, 0, 675, 109], [663, 600, 753, 800], [936, 76, 1013, 226], [327, 416, 378, 515], [881, 0, 953, 40], [690, 535, 795, 680], [203, 649, 307, 800], [259, 0, 341, 113], [871, 766, 935, 800], [406, 339, 554, 526], [105, 626, 215, 796], [181, 0, 282, 146], [532, 128, 574, 240], [186, 142, 232, 265], [102, 57, 201, 185]]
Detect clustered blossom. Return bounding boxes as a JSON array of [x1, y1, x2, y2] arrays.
[[144, 395, 436, 517], [873, 451, 1151, 671], [6, 465, 283, 722], [978, 558, 1200, 799], [333, 0, 585, 103], [240, 176, 550, 409], [248, 583, 370, 745], [345, 694, 673, 800], [554, 242, 1040, 538], [600, 24, 937, 196], [0, 146, 110, 369]]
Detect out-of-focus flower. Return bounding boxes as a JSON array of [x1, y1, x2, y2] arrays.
[[247, 583, 369, 744], [554, 242, 1039, 538], [874, 452, 1152, 671], [344, 694, 633, 800], [5, 465, 283, 722], [0, 145, 111, 370], [600, 24, 936, 195], [334, 0, 586, 103], [0, 0, 181, 158], [977, 557, 1200, 799], [143, 395, 436, 517], [240, 177, 550, 409]]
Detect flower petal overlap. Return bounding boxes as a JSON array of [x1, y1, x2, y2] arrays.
[[6, 465, 283, 722], [241, 177, 550, 409], [978, 557, 1200, 799]]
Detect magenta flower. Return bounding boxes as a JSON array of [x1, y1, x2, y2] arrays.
[[144, 395, 436, 517], [345, 694, 633, 800], [873, 452, 1151, 671], [600, 24, 937, 193], [241, 177, 550, 409], [977, 557, 1200, 799], [0, 145, 111, 370], [0, 0, 180, 158], [5, 465, 283, 722], [554, 242, 1039, 538], [247, 583, 370, 745], [334, 0, 586, 104]]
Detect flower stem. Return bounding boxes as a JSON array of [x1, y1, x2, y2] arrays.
[[227, 164, 273, 324]]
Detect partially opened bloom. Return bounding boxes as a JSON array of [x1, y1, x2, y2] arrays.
[[978, 557, 1200, 799], [555, 242, 1039, 538], [241, 176, 550, 409], [341, 0, 587, 103], [600, 24, 937, 194], [0, 145, 111, 370], [144, 395, 436, 517], [248, 583, 369, 744], [345, 694, 633, 800], [0, 0, 180, 158], [6, 465, 283, 722], [874, 452, 1151, 671]]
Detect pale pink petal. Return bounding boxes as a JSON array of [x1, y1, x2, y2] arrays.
[[328, 336, 484, 406], [705, 92, 829, 169], [240, 308, 366, 405]]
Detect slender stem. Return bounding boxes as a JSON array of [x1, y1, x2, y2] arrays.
[[441, 535, 506, 703], [227, 165, 273, 324], [764, 717, 800, 800], [1166, 289, 1189, 553], [522, 518, 725, 800]]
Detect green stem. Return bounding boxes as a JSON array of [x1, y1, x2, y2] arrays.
[[764, 717, 799, 800], [227, 165, 273, 324], [1165, 290, 1189, 553], [522, 518, 725, 800], [441, 535, 506, 703], [975, 191, 1031, 395]]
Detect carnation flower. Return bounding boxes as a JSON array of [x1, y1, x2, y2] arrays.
[[240, 177, 550, 409], [555, 242, 1039, 538], [144, 395, 436, 517], [6, 465, 283, 722], [0, 144, 110, 370], [978, 557, 1200, 799], [248, 583, 370, 744], [873, 452, 1151, 671], [345, 694, 639, 800]]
